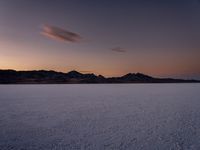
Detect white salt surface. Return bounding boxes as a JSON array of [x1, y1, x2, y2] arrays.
[[0, 84, 200, 150]]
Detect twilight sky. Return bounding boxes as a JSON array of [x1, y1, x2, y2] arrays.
[[0, 0, 200, 78]]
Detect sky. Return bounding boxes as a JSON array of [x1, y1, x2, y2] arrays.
[[0, 0, 200, 79]]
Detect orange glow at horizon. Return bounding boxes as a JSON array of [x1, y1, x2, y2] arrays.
[[0, 40, 200, 78]]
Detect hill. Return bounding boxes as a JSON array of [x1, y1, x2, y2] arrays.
[[0, 69, 199, 84]]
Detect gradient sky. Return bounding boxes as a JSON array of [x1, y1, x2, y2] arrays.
[[0, 0, 200, 78]]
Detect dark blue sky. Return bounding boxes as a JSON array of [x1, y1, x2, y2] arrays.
[[0, 0, 200, 78]]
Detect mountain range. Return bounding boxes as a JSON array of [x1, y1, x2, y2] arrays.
[[0, 69, 199, 84]]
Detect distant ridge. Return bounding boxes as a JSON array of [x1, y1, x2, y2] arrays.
[[0, 69, 199, 84]]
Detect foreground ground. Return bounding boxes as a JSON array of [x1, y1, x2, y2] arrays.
[[0, 84, 200, 150]]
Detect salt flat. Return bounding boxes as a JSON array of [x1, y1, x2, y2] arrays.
[[0, 84, 200, 150]]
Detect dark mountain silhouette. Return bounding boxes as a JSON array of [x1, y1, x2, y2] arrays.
[[0, 69, 199, 84]]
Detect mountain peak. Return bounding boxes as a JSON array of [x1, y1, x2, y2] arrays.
[[67, 70, 81, 74], [66, 70, 83, 78], [121, 72, 154, 81]]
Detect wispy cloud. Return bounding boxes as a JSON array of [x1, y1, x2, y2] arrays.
[[41, 25, 82, 43], [111, 47, 126, 53]]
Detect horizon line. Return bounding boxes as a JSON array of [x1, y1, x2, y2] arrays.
[[0, 68, 199, 81]]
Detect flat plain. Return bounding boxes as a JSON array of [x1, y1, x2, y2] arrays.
[[0, 84, 200, 150]]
